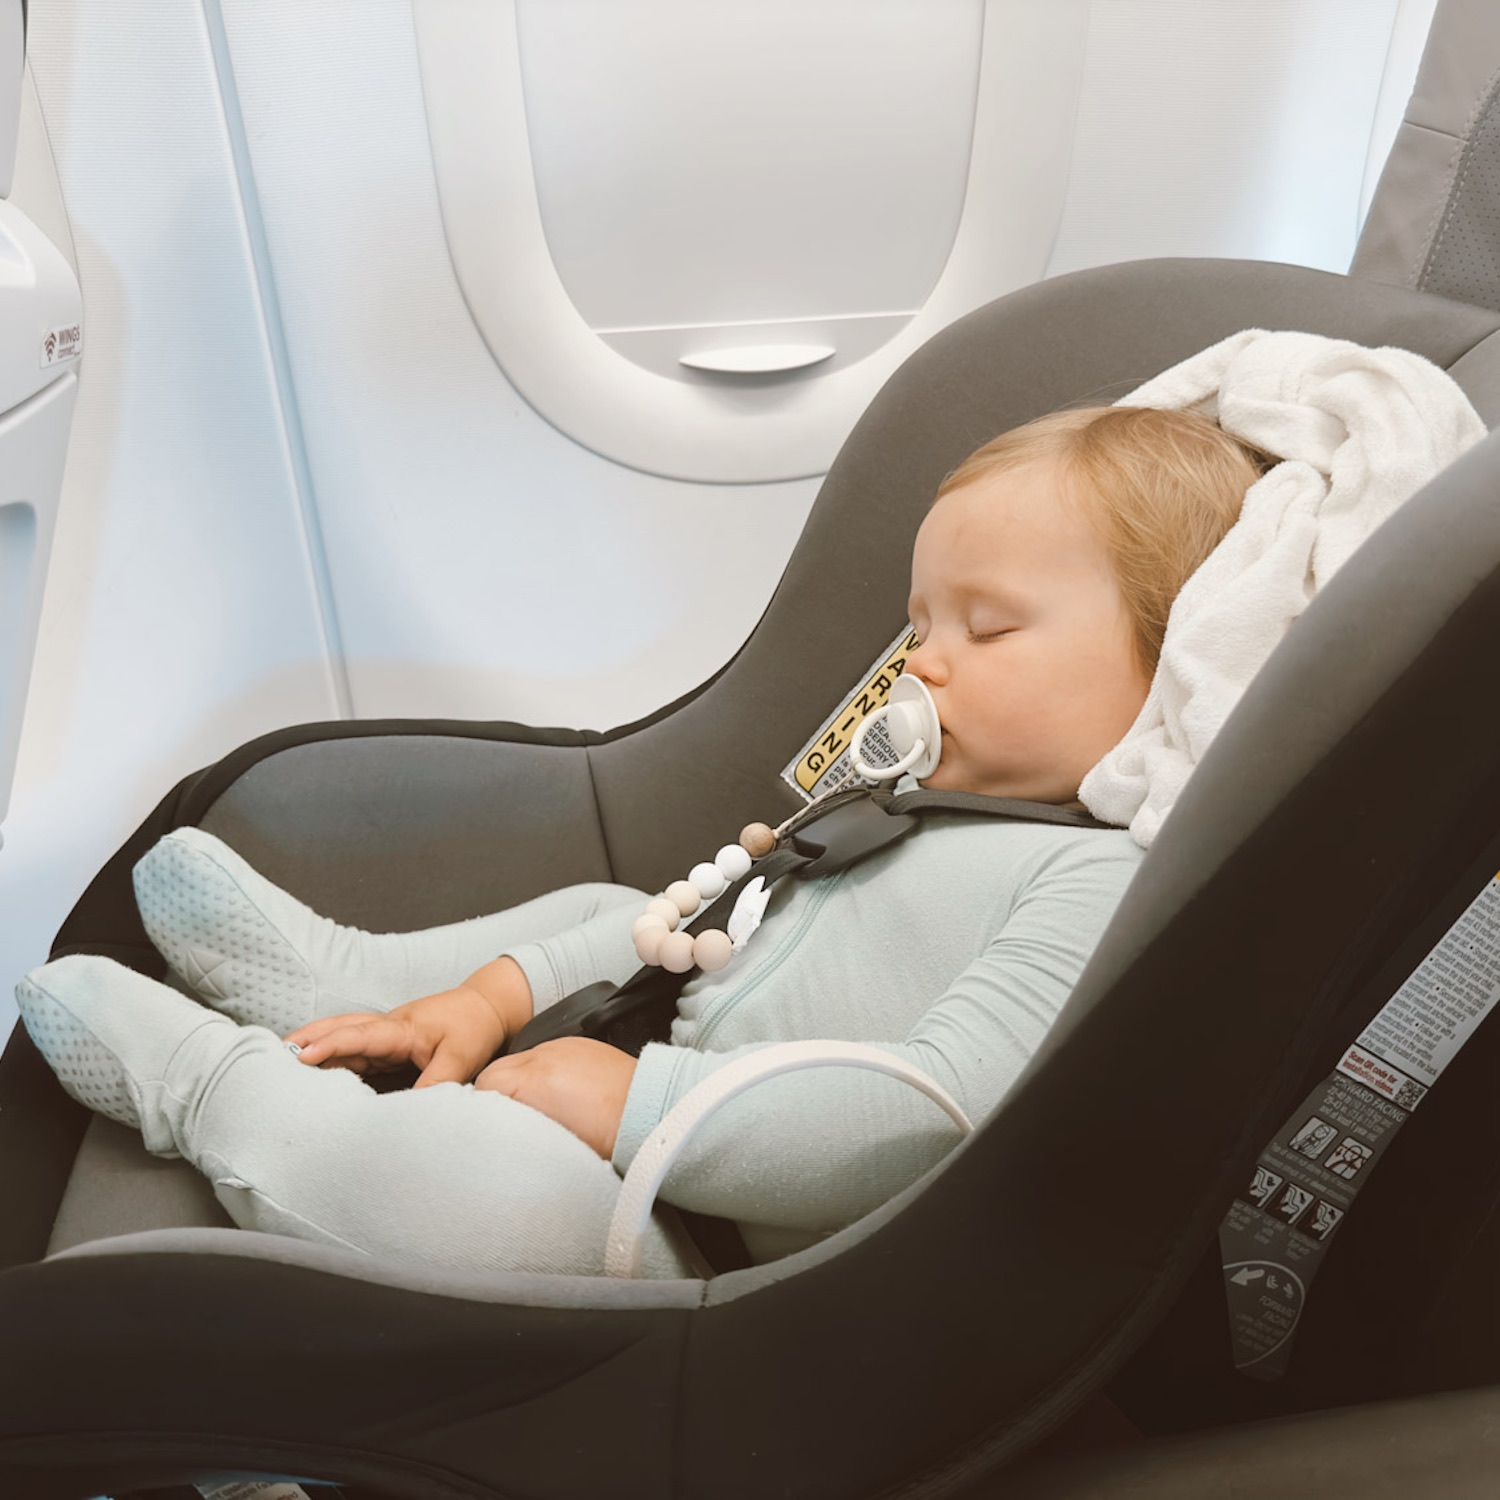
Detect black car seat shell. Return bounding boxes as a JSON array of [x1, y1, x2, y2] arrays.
[[11, 0, 1500, 1492], [4, 257, 1500, 1500]]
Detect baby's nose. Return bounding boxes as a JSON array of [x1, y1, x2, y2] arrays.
[[904, 643, 943, 686]]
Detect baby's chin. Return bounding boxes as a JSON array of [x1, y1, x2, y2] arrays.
[[918, 760, 1085, 806], [918, 764, 998, 796]]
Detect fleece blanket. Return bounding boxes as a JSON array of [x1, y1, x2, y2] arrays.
[[1078, 328, 1486, 848]]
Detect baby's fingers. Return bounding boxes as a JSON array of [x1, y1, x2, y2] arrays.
[[283, 1011, 385, 1050], [290, 1015, 413, 1070], [414, 1038, 490, 1090]]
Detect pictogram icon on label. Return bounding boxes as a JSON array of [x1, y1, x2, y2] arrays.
[[1247, 1166, 1283, 1207], [1324, 1137, 1372, 1180], [1223, 1258, 1306, 1370]]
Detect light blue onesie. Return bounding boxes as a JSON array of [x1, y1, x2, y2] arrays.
[[511, 814, 1143, 1265], [136, 817, 1141, 1278]]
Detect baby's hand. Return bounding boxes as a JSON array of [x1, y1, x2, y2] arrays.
[[286, 982, 509, 1088], [474, 1037, 637, 1159]]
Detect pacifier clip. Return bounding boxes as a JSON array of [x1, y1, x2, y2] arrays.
[[631, 673, 945, 975]]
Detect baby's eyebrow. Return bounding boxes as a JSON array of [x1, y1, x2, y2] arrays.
[[952, 578, 1028, 609]]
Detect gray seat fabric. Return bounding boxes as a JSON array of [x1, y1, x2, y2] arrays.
[[46, 1117, 232, 1253], [1352, 0, 1500, 309]]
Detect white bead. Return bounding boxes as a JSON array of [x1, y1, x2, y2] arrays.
[[665, 880, 701, 917], [689, 861, 727, 899], [631, 913, 669, 942], [715, 843, 753, 881], [693, 929, 734, 972], [658, 930, 696, 972], [644, 897, 680, 930], [634, 924, 669, 964]]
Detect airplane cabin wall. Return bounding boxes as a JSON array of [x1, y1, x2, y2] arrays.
[[0, 0, 1437, 1034]]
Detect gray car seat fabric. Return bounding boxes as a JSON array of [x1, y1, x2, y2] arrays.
[[8, 255, 1500, 1500], [1352, 0, 1500, 308]]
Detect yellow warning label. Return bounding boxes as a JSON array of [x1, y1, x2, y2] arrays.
[[788, 628, 920, 795]]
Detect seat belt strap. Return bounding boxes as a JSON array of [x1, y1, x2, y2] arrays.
[[1220, 868, 1500, 1380]]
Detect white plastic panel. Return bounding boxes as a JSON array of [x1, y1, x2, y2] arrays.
[[215, 0, 825, 731], [0, 194, 80, 411], [0, 0, 20, 198], [1047, 0, 1405, 279], [517, 0, 981, 331], [414, 0, 1091, 480], [0, 372, 73, 837], [10, 67, 76, 272], [0, 0, 342, 1025]]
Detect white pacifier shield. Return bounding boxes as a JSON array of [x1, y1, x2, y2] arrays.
[[849, 672, 942, 780]]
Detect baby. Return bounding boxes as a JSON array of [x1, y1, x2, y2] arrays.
[[16, 404, 1262, 1277]]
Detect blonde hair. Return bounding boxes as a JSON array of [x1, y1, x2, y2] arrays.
[[938, 406, 1269, 674]]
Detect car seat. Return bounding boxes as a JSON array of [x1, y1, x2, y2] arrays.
[[10, 3, 1500, 1497]]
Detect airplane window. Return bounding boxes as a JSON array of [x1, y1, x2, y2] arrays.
[[516, 0, 982, 382]]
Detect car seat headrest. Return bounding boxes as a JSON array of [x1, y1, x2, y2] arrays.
[[1353, 0, 1500, 312]]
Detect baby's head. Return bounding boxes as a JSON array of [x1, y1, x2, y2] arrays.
[[906, 405, 1266, 803]]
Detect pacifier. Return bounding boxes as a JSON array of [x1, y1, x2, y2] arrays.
[[849, 673, 942, 781]]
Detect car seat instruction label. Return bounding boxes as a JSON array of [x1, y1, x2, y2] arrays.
[[1220, 874, 1500, 1380], [781, 626, 918, 800], [198, 1481, 312, 1500]]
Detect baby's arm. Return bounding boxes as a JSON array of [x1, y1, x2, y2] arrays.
[[287, 953, 535, 1086], [285, 888, 648, 1087], [473, 1037, 637, 1159], [611, 838, 1139, 1235]]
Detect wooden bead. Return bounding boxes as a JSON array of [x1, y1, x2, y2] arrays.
[[689, 861, 727, 899], [715, 842, 753, 881], [658, 929, 696, 972], [665, 880, 701, 917], [740, 822, 776, 858], [645, 897, 681, 930], [631, 912, 669, 942], [693, 929, 734, 972], [634, 924, 669, 964]]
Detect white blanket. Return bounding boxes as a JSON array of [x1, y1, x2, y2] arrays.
[[1078, 328, 1486, 848]]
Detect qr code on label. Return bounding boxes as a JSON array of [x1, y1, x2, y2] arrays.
[[1393, 1078, 1427, 1111]]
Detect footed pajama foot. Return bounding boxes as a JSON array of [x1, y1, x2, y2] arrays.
[[16, 953, 241, 1156], [134, 826, 649, 1037], [133, 826, 384, 1035]]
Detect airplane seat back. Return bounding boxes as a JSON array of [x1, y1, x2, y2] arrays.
[[0, 0, 79, 847], [1352, 0, 1500, 315]]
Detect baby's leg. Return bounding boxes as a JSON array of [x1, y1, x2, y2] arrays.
[[134, 826, 644, 1036], [18, 955, 691, 1278]]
